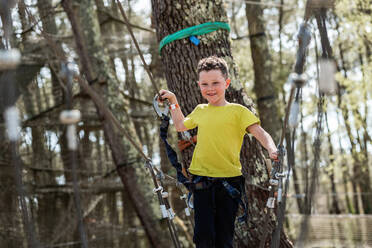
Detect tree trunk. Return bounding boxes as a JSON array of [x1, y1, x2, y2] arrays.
[[62, 1, 170, 247], [336, 112, 354, 214], [245, 0, 281, 142], [353, 53, 372, 214], [122, 189, 142, 248], [0, 135, 22, 247], [151, 1, 292, 247], [324, 113, 341, 214], [334, 17, 371, 214]]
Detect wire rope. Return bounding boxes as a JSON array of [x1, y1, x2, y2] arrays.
[[115, 0, 161, 95], [60, 63, 89, 248]]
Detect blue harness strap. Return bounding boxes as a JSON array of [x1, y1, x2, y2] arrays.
[[159, 115, 192, 189], [223, 179, 249, 223]]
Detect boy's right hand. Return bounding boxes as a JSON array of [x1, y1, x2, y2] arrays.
[[158, 89, 177, 104]]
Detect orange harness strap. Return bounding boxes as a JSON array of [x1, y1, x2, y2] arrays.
[[177, 135, 197, 151]]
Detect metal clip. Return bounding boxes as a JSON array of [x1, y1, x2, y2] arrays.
[[161, 191, 169, 198], [168, 208, 175, 219], [153, 94, 169, 118], [185, 207, 191, 216], [269, 179, 279, 186], [275, 172, 287, 178], [181, 131, 191, 141], [181, 131, 195, 146], [160, 205, 168, 218], [153, 186, 163, 194]]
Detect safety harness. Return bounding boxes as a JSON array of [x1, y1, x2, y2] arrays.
[[154, 96, 249, 223]]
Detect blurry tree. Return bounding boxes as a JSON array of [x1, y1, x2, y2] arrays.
[[62, 0, 170, 246]]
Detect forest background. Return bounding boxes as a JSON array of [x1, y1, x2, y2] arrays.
[[0, 0, 371, 247]]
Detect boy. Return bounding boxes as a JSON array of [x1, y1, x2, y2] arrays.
[[159, 56, 277, 248]]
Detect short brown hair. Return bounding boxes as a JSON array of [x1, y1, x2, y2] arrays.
[[197, 56, 229, 79]]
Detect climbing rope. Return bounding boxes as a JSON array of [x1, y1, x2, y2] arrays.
[[259, 21, 311, 247], [59, 63, 89, 248], [296, 7, 333, 245], [147, 160, 182, 248], [115, 0, 160, 95], [259, 1, 336, 247]]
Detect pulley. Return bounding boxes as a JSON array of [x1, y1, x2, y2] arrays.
[[319, 59, 337, 95], [288, 100, 300, 129], [0, 49, 21, 70], [59, 110, 81, 124]]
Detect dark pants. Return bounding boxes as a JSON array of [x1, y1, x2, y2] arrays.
[[193, 177, 242, 248]]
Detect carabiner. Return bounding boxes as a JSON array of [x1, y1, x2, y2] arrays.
[[153, 94, 169, 118]]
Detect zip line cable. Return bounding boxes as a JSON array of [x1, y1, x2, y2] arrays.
[[271, 94, 300, 248], [115, 0, 160, 95], [296, 8, 333, 245], [59, 63, 89, 248]]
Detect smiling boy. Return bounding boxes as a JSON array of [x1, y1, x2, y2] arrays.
[[159, 56, 277, 248]]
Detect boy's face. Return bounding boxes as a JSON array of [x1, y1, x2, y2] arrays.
[[198, 70, 231, 106]]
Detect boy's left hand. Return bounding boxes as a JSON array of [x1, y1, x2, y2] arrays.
[[269, 150, 279, 161]]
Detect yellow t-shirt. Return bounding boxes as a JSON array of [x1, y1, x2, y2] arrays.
[[183, 103, 260, 178]]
